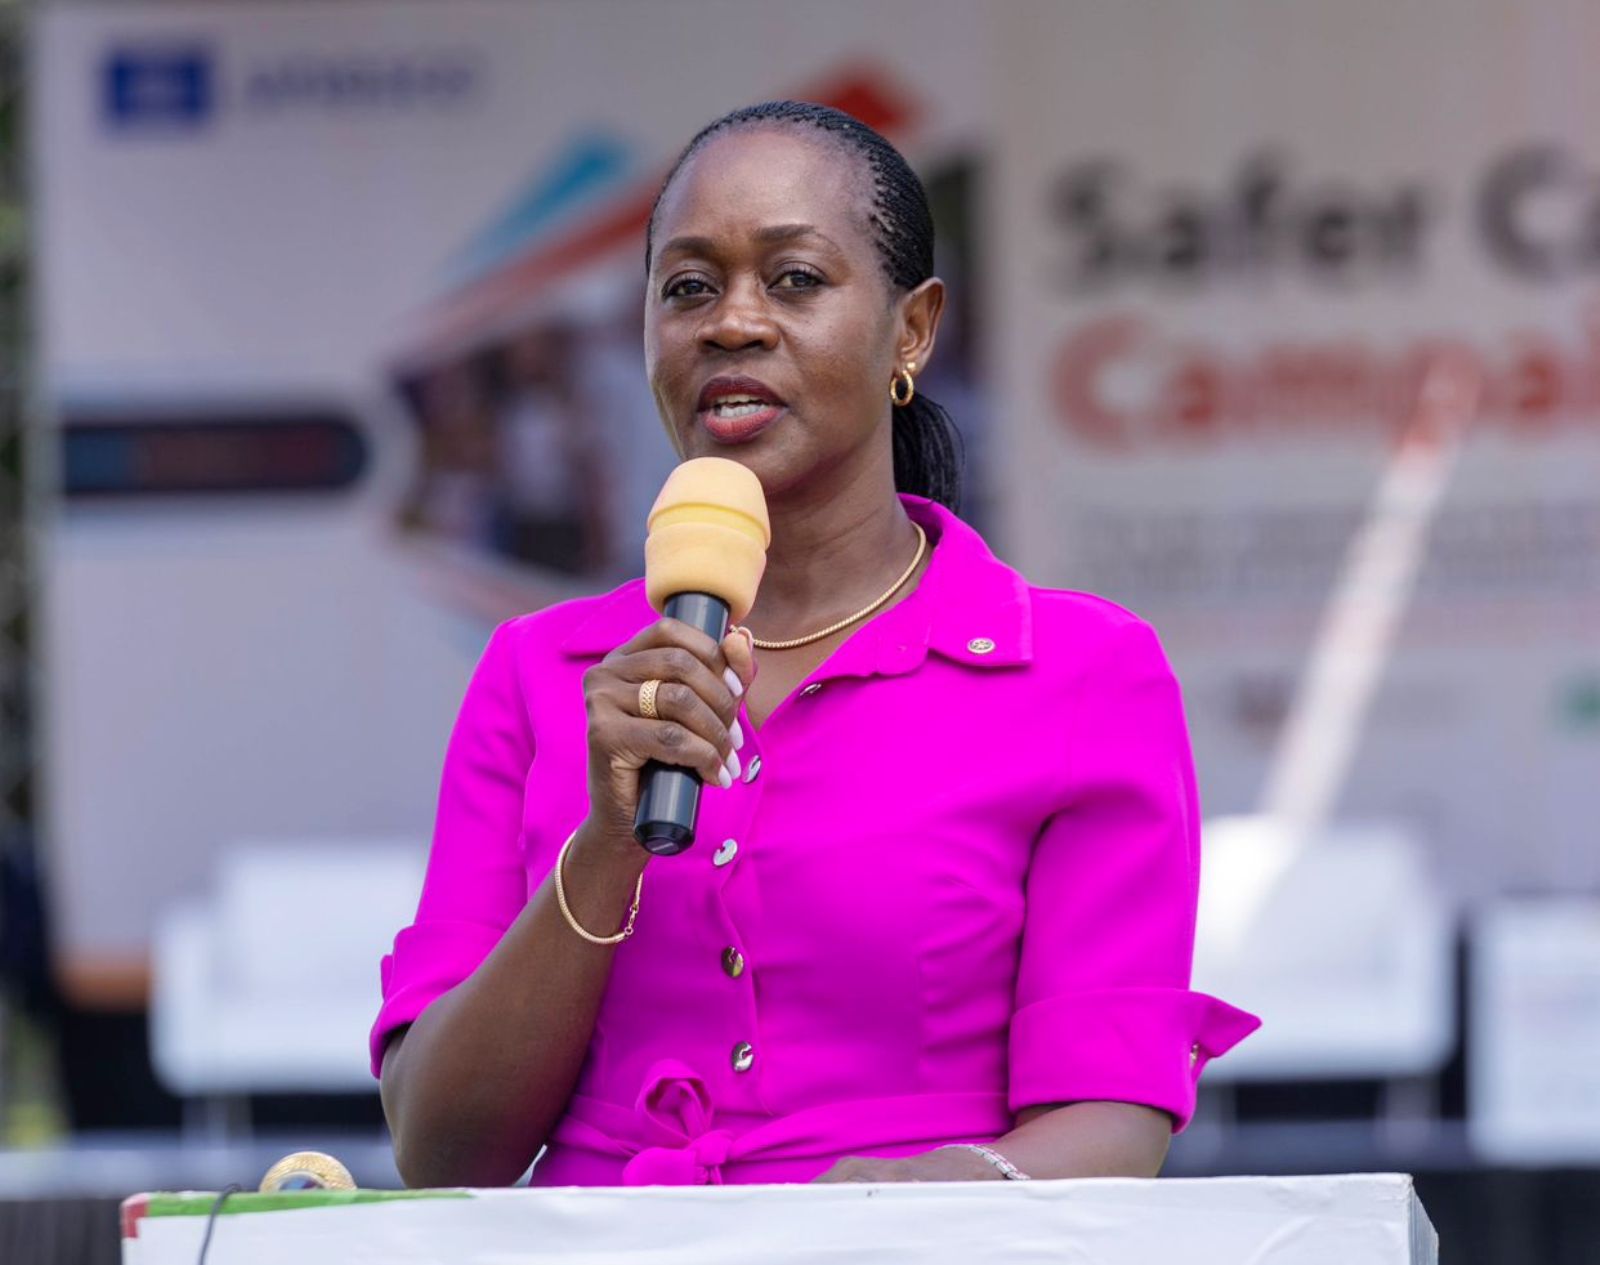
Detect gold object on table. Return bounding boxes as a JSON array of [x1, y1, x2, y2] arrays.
[[259, 1150, 356, 1192]]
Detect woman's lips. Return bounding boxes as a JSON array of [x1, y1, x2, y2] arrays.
[[699, 402, 785, 443]]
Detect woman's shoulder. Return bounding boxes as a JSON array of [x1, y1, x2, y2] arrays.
[[1027, 583, 1152, 638], [1024, 583, 1174, 679]]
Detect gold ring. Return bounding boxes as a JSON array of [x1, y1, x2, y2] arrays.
[[638, 678, 662, 720]]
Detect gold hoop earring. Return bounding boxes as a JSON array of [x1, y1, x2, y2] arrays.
[[889, 366, 916, 407]]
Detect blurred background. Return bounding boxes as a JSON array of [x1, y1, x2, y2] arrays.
[[0, 0, 1597, 1261]]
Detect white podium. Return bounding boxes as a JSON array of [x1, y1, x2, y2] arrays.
[[123, 1174, 1437, 1264]]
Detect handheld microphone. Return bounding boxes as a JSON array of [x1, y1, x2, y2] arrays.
[[635, 458, 769, 856]]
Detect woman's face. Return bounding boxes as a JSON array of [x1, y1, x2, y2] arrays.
[[645, 127, 940, 499]]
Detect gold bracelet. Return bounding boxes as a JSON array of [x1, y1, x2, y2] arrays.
[[552, 830, 642, 946]]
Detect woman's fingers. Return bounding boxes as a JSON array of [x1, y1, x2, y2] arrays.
[[630, 716, 732, 788], [810, 1155, 927, 1183], [613, 616, 723, 670], [583, 613, 764, 801], [723, 625, 756, 698], [615, 675, 738, 778], [581, 617, 753, 839], [611, 619, 742, 717], [584, 616, 751, 792], [811, 1156, 883, 1183], [612, 646, 740, 729]]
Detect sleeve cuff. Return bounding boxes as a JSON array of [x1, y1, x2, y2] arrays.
[[1008, 987, 1261, 1132], [368, 920, 508, 1078]]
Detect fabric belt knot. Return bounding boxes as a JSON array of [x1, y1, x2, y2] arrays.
[[620, 1059, 734, 1186]]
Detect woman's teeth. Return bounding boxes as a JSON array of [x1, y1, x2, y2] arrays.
[[711, 399, 770, 418]]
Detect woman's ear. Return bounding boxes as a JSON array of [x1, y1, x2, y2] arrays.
[[896, 277, 946, 375]]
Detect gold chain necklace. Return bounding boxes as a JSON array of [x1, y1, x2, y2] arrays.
[[748, 521, 928, 651]]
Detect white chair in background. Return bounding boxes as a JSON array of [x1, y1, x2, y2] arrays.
[[150, 838, 425, 1136], [1468, 896, 1600, 1165], [1191, 816, 1457, 1141]]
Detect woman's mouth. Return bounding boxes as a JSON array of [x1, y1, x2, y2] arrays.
[[696, 376, 786, 443]]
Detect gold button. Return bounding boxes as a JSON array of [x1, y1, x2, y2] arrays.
[[722, 947, 746, 978], [967, 637, 996, 655], [731, 1041, 755, 1072], [1190, 1043, 1201, 1066], [800, 683, 823, 696], [743, 755, 762, 783], [712, 838, 738, 867]]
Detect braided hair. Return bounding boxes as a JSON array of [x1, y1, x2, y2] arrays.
[[646, 101, 964, 511]]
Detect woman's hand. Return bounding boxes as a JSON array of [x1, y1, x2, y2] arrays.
[[811, 1146, 1003, 1184], [578, 619, 756, 850]]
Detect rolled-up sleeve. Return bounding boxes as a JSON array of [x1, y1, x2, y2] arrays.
[[369, 619, 536, 1077], [1009, 616, 1259, 1131]]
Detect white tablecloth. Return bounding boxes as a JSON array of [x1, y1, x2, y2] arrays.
[[123, 1173, 1437, 1264]]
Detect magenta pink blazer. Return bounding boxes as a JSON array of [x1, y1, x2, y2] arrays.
[[372, 494, 1259, 1185]]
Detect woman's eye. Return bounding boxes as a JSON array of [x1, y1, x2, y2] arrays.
[[663, 276, 712, 300], [773, 268, 823, 291]]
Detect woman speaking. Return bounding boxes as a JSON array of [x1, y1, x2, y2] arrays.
[[372, 101, 1258, 1188]]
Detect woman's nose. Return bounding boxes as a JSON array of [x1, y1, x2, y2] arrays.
[[698, 280, 778, 352]]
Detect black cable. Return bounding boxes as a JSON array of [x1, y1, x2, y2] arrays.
[[196, 1183, 243, 1265]]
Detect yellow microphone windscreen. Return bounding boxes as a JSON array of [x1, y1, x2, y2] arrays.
[[645, 458, 770, 623]]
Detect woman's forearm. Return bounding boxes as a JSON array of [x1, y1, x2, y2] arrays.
[[994, 1101, 1172, 1179], [379, 821, 647, 1188]]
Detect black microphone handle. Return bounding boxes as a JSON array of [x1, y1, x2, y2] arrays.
[[633, 591, 730, 856]]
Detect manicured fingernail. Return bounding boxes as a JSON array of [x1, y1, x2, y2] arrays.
[[730, 719, 744, 750], [723, 667, 744, 698], [717, 766, 732, 789], [725, 749, 741, 781]]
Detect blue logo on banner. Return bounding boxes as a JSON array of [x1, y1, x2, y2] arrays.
[[102, 45, 214, 129]]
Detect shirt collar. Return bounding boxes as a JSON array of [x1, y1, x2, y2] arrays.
[[560, 494, 1032, 675]]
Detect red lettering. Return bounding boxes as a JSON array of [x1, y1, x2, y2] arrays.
[[1048, 308, 1600, 450], [1051, 315, 1143, 449]]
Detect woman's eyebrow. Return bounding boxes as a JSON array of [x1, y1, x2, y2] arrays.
[[753, 222, 838, 249], [657, 234, 717, 259]]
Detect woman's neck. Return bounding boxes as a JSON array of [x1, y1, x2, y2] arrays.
[[743, 466, 921, 641]]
